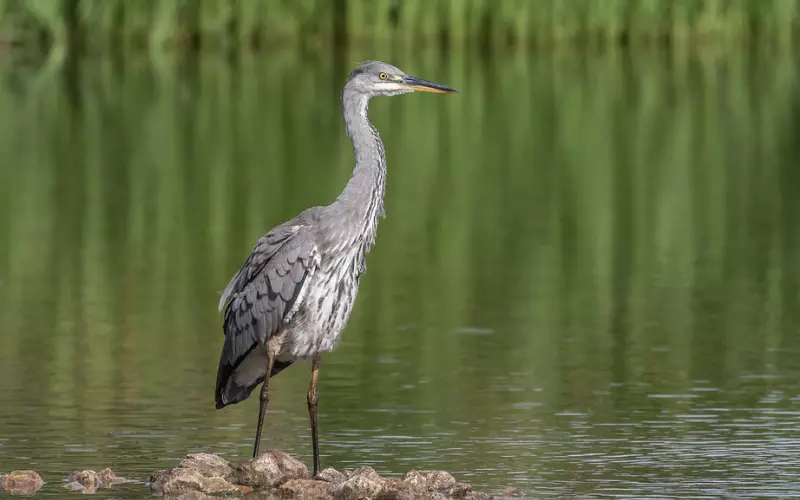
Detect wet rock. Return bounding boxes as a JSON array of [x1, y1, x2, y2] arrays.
[[334, 467, 385, 499], [233, 450, 308, 489], [234, 484, 254, 495], [422, 470, 457, 491], [65, 468, 127, 492], [149, 449, 495, 498], [501, 486, 524, 497], [402, 469, 458, 493], [178, 453, 233, 479], [280, 478, 335, 498], [401, 470, 427, 491], [342, 466, 382, 480], [0, 470, 44, 494], [67, 470, 100, 492], [446, 482, 473, 498], [63, 481, 86, 492], [167, 492, 217, 500], [98, 468, 125, 486], [465, 493, 492, 500], [316, 467, 346, 485], [150, 467, 241, 496], [375, 478, 427, 499]]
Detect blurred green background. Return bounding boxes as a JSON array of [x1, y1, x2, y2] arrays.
[[1, 0, 799, 49], [1, 1, 800, 498]]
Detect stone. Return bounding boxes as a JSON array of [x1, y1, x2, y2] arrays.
[[374, 478, 427, 499], [98, 468, 125, 486], [148, 449, 497, 498], [334, 467, 386, 499], [63, 481, 86, 491], [178, 453, 233, 479], [169, 492, 217, 500], [67, 470, 100, 491], [422, 470, 457, 491], [316, 467, 346, 485], [65, 468, 127, 492], [447, 482, 473, 497], [465, 493, 492, 500], [501, 486, 525, 497], [232, 450, 308, 489], [401, 470, 427, 491], [0, 470, 44, 495], [280, 478, 335, 498], [342, 466, 382, 480], [149, 467, 241, 496]]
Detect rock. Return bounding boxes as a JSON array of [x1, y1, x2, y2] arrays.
[[0, 470, 44, 494], [63, 481, 86, 491], [447, 482, 473, 497], [280, 478, 335, 498], [65, 468, 127, 492], [67, 470, 100, 492], [501, 486, 525, 497], [168, 492, 217, 500], [401, 470, 427, 491], [422, 470, 457, 491], [375, 478, 427, 499], [402, 470, 458, 493], [150, 467, 241, 496], [316, 467, 346, 484], [98, 467, 126, 486], [233, 450, 308, 489], [178, 453, 233, 479], [465, 493, 492, 500], [334, 467, 385, 499], [148, 449, 496, 498], [233, 484, 253, 495], [342, 466, 382, 480]]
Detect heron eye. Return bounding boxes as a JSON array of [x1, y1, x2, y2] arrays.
[[379, 72, 388, 80]]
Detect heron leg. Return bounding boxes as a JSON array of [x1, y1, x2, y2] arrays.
[[307, 358, 321, 476], [253, 353, 276, 459]]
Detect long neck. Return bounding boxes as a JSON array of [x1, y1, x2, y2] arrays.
[[333, 88, 387, 245]]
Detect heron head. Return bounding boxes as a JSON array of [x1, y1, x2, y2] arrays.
[[344, 61, 458, 97]]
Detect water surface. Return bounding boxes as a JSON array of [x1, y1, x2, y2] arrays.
[[0, 47, 799, 498]]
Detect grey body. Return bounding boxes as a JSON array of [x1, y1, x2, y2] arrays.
[[213, 61, 457, 469], [215, 65, 393, 408]]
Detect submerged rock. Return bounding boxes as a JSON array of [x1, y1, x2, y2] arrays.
[[501, 486, 525, 497], [280, 478, 335, 498], [150, 452, 244, 496], [150, 450, 499, 498], [334, 467, 385, 499], [98, 467, 125, 486], [465, 493, 492, 500], [178, 453, 233, 479], [232, 450, 308, 489], [65, 467, 128, 492], [316, 467, 346, 485], [420, 470, 457, 491], [66, 470, 100, 492], [1, 470, 44, 495], [151, 467, 242, 497]]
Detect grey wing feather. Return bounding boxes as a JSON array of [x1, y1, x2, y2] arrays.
[[215, 216, 320, 408], [219, 222, 302, 312]]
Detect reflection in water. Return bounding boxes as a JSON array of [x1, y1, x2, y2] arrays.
[[0, 47, 799, 498]]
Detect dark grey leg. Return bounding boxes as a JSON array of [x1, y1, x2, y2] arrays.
[[253, 354, 276, 458], [307, 359, 321, 475]]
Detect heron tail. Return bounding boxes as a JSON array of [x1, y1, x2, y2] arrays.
[[215, 350, 294, 409]]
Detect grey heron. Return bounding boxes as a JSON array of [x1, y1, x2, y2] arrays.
[[214, 60, 458, 476]]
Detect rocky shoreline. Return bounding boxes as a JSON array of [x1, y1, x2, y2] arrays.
[[1, 450, 525, 498]]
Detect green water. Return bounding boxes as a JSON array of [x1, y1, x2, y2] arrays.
[[1, 47, 799, 498]]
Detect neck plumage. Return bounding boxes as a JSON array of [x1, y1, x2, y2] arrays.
[[333, 88, 386, 247]]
